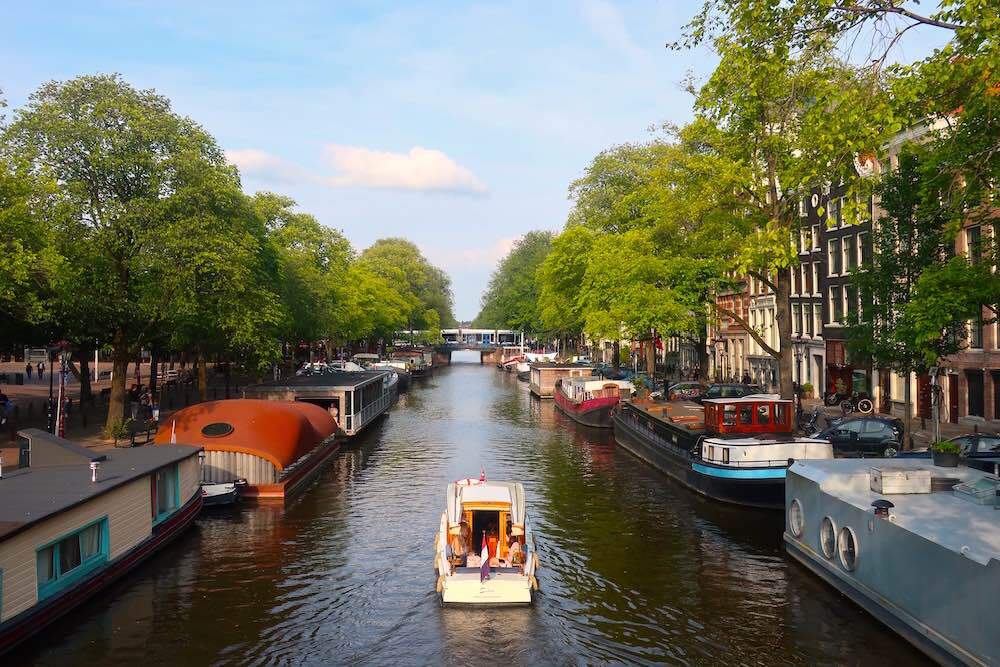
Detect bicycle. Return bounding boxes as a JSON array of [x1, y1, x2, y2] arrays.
[[838, 392, 874, 416]]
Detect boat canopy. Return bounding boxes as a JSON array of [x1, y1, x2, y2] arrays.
[[352, 353, 380, 361], [702, 396, 793, 435], [447, 480, 526, 536], [155, 399, 336, 470]]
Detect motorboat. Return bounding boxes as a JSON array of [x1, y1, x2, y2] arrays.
[[554, 377, 634, 428], [370, 361, 410, 392], [200, 479, 245, 507], [613, 394, 833, 509], [515, 361, 530, 381], [434, 478, 538, 604]]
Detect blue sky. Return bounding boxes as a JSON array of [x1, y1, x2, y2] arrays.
[[1, 1, 949, 320]]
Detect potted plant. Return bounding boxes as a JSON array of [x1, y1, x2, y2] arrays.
[[931, 440, 961, 467], [802, 383, 814, 399]]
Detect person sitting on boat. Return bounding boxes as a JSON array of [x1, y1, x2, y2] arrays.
[[448, 521, 469, 566], [487, 524, 500, 567], [466, 550, 481, 568], [507, 537, 523, 568]]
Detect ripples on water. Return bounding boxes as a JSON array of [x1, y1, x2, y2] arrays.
[[15, 360, 929, 666]]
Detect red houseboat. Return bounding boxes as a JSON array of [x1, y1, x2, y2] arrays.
[[554, 377, 635, 428]]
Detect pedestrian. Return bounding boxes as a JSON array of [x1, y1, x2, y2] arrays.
[[25, 362, 32, 380], [37, 361, 44, 380], [741, 371, 751, 385]]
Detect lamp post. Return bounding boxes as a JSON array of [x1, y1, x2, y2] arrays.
[[793, 334, 804, 386], [712, 335, 724, 382]]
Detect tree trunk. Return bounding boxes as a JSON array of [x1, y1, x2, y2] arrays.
[[105, 331, 129, 433], [775, 267, 794, 399], [697, 331, 709, 382], [645, 337, 656, 377], [197, 350, 208, 401], [903, 372, 913, 450], [77, 351, 92, 404], [612, 341, 620, 372]]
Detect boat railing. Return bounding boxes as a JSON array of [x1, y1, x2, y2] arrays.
[[699, 457, 794, 468]]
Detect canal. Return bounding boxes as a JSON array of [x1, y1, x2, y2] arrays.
[[14, 356, 929, 665]]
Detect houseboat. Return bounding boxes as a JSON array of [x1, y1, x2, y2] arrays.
[[496, 346, 525, 369], [391, 349, 431, 378], [785, 458, 999, 665], [613, 395, 833, 509], [554, 377, 634, 428], [155, 399, 337, 503], [434, 478, 538, 604], [243, 369, 395, 436], [370, 361, 409, 392], [0, 429, 201, 655], [529, 362, 592, 399]]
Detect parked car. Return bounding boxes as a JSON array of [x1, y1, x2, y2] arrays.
[[817, 416, 904, 457], [665, 381, 706, 401], [696, 383, 763, 403], [895, 432, 1000, 459]]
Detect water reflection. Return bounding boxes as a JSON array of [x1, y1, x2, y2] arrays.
[[14, 361, 929, 666]]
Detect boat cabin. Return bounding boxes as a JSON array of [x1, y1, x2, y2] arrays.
[[702, 395, 793, 435], [560, 377, 634, 404], [351, 353, 380, 367], [529, 362, 592, 398], [445, 481, 527, 567]]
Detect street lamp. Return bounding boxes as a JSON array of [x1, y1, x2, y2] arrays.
[[793, 334, 804, 385], [712, 335, 724, 382]]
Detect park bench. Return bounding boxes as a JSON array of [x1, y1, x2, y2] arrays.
[[114, 416, 158, 448]]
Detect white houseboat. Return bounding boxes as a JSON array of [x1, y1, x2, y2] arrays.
[[434, 479, 538, 604], [0, 429, 201, 655], [784, 458, 999, 665]]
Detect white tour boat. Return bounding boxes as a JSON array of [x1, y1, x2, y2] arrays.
[[435, 478, 538, 604]]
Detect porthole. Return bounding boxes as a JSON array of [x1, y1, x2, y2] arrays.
[[200, 422, 234, 438], [819, 517, 836, 559], [788, 499, 804, 538], [838, 526, 859, 571]]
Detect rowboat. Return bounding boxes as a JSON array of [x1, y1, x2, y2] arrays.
[[434, 478, 538, 604]]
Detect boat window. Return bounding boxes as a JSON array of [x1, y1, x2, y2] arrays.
[[201, 422, 234, 438], [838, 527, 859, 571], [708, 445, 716, 460], [721, 448, 730, 464], [820, 517, 836, 559], [738, 405, 753, 425], [788, 499, 804, 537], [757, 404, 770, 425], [722, 405, 736, 426], [151, 464, 180, 524], [774, 403, 786, 426], [35, 518, 109, 600]]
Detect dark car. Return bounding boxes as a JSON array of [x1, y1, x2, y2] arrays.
[[818, 416, 904, 457], [665, 381, 706, 401], [696, 383, 763, 403], [895, 432, 1000, 461]]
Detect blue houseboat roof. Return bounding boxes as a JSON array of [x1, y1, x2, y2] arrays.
[[0, 429, 199, 541]]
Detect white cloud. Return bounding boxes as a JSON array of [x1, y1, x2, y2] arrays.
[[420, 236, 517, 271], [321, 144, 487, 194], [225, 145, 487, 195]]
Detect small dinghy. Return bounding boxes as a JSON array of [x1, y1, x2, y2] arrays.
[[200, 479, 245, 507], [435, 477, 538, 604]]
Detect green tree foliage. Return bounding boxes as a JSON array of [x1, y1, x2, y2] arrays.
[[537, 225, 595, 338], [360, 238, 456, 329], [474, 231, 552, 331]]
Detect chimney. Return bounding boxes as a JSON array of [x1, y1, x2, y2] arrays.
[[90, 460, 100, 483]]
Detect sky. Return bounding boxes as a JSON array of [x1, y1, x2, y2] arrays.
[[1, 1, 949, 321]]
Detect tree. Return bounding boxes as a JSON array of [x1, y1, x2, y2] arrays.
[[2, 74, 264, 431], [359, 238, 456, 330], [537, 225, 595, 352], [474, 231, 552, 332]]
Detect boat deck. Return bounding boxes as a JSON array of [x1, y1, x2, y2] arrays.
[[792, 458, 1000, 566]]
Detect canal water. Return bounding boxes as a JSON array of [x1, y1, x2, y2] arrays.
[[15, 356, 929, 666]]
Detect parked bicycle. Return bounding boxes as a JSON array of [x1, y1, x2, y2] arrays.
[[797, 405, 824, 436], [835, 391, 874, 416]]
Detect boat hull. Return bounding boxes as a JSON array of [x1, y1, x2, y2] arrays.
[[440, 570, 533, 605], [613, 410, 785, 510], [554, 388, 619, 428], [516, 370, 529, 382], [0, 491, 202, 655]]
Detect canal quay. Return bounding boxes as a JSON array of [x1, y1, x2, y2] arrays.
[[7, 353, 929, 666]]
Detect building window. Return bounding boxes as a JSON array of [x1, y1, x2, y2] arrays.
[[858, 231, 871, 265], [151, 464, 180, 524], [812, 263, 819, 295], [814, 305, 823, 336], [967, 226, 982, 264], [970, 311, 983, 349], [799, 198, 807, 217], [829, 197, 843, 227], [846, 285, 858, 320], [791, 267, 799, 296], [802, 263, 812, 294], [36, 518, 109, 600], [805, 304, 814, 336], [792, 304, 801, 335], [799, 228, 809, 254], [830, 286, 843, 323], [811, 224, 820, 250], [828, 239, 842, 276], [844, 235, 857, 271]]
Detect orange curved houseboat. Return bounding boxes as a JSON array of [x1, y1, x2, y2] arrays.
[[154, 399, 338, 503]]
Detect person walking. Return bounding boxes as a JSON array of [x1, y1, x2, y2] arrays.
[[25, 362, 32, 381], [37, 361, 45, 381]]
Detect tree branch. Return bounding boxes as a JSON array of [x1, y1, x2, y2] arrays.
[[747, 270, 778, 293], [713, 303, 779, 359], [834, 3, 961, 31]]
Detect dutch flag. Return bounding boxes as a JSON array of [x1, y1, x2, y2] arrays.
[[480, 531, 490, 582]]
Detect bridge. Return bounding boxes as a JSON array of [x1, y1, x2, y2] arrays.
[[395, 329, 527, 365]]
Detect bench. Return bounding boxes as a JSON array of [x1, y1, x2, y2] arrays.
[[114, 417, 158, 448]]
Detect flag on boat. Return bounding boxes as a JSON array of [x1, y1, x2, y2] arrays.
[[480, 531, 490, 582]]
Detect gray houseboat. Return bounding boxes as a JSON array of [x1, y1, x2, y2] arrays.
[[784, 457, 999, 665], [243, 370, 395, 437]]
